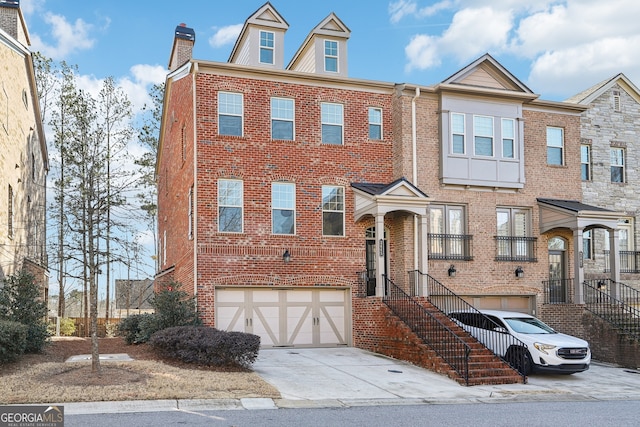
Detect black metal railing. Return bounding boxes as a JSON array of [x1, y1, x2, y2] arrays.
[[408, 270, 527, 380], [542, 279, 574, 304], [494, 236, 537, 262], [583, 278, 640, 309], [604, 250, 640, 273], [428, 233, 473, 260], [582, 280, 640, 341], [382, 275, 472, 385]]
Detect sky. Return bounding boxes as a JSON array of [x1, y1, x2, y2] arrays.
[[21, 0, 640, 106], [16, 0, 640, 295]]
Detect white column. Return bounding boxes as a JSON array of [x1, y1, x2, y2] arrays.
[[609, 228, 621, 300], [417, 213, 429, 296], [573, 228, 585, 304], [375, 213, 385, 297]]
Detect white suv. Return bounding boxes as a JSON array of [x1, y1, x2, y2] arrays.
[[450, 309, 590, 375]]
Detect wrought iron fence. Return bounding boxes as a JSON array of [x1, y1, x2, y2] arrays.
[[542, 279, 573, 304], [408, 270, 527, 379], [604, 250, 640, 273], [427, 233, 473, 260], [494, 236, 537, 262], [382, 275, 472, 385], [582, 280, 640, 341]]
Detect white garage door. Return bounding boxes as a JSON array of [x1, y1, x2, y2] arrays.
[[215, 287, 351, 348]]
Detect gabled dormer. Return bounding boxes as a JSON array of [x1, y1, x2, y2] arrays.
[[287, 13, 350, 77], [436, 54, 539, 190], [228, 2, 289, 69]]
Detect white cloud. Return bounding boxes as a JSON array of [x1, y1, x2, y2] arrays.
[[389, 0, 417, 24], [208, 24, 242, 49], [404, 34, 440, 71], [19, 0, 45, 16], [30, 13, 95, 59]]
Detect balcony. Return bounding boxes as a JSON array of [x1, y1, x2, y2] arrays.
[[494, 236, 537, 262], [428, 233, 473, 261], [604, 250, 640, 273]]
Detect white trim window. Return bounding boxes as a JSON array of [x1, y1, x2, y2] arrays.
[[218, 92, 243, 136], [581, 145, 591, 181], [368, 107, 382, 140], [218, 179, 243, 233], [496, 207, 534, 260], [271, 97, 294, 140], [429, 205, 468, 259], [322, 185, 344, 236], [324, 40, 338, 72], [611, 147, 625, 183], [501, 118, 515, 158], [259, 30, 275, 64], [321, 102, 343, 145], [272, 182, 295, 234], [583, 230, 593, 259], [451, 113, 465, 154], [547, 127, 564, 165], [473, 115, 494, 156]]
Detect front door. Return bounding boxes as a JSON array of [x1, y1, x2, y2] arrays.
[[549, 250, 566, 303], [365, 227, 387, 296]]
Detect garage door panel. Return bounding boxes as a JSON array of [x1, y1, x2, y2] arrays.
[[215, 288, 350, 348]]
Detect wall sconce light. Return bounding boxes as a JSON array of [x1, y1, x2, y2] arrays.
[[448, 264, 456, 277], [283, 249, 291, 263], [515, 266, 524, 278]]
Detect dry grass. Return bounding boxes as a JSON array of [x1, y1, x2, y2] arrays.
[[0, 337, 280, 404]]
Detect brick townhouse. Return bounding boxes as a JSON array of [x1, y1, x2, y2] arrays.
[[156, 3, 629, 371]]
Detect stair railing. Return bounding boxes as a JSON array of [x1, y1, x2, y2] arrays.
[[382, 275, 471, 385], [408, 270, 527, 380], [583, 280, 640, 341]]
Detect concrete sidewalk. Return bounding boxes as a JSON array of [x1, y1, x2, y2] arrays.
[[60, 347, 640, 414]]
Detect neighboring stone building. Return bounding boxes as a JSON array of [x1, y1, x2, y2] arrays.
[[566, 74, 640, 287], [156, 3, 625, 376], [0, 0, 48, 296]]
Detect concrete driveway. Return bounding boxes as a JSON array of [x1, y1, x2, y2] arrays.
[[252, 347, 640, 407]]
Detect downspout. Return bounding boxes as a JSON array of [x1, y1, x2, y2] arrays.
[[412, 87, 420, 275], [192, 62, 198, 298]]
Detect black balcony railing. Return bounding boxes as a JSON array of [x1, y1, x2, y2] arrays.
[[494, 236, 537, 262], [604, 250, 640, 273], [382, 275, 472, 385], [428, 233, 473, 260]]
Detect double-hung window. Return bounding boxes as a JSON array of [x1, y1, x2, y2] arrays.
[[218, 179, 243, 233], [501, 118, 515, 158], [218, 92, 243, 136], [474, 115, 493, 156], [547, 127, 564, 165], [496, 208, 535, 261], [259, 31, 274, 64], [321, 102, 343, 145], [368, 107, 382, 140], [583, 230, 593, 259], [581, 145, 591, 181], [322, 185, 344, 236], [272, 182, 295, 235], [324, 40, 338, 72], [429, 205, 470, 259], [451, 113, 465, 154], [271, 97, 294, 140], [611, 147, 625, 183]]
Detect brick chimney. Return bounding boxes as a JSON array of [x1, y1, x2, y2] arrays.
[[0, 0, 20, 39], [168, 23, 195, 71]]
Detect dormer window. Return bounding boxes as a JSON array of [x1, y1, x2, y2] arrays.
[[260, 31, 275, 64], [324, 40, 338, 72]]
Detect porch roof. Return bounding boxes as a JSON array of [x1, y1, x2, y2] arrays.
[[537, 198, 623, 233], [352, 177, 429, 221]]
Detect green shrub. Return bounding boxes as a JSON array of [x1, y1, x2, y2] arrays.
[[149, 326, 260, 368], [117, 282, 201, 344], [59, 318, 76, 336], [0, 270, 49, 353], [0, 320, 28, 363]]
